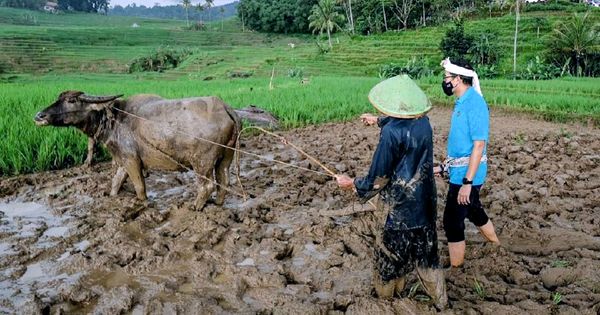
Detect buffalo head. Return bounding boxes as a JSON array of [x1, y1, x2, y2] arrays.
[[34, 91, 123, 127]]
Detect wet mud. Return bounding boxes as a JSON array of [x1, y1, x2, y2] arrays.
[[0, 107, 599, 314]]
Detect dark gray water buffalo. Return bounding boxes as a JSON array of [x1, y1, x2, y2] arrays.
[[34, 91, 245, 210]]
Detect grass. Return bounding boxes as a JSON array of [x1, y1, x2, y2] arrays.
[[0, 75, 379, 176], [552, 292, 562, 305], [0, 7, 599, 176], [550, 260, 570, 268], [473, 278, 486, 299]]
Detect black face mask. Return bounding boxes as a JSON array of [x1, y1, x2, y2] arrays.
[[442, 80, 454, 96]]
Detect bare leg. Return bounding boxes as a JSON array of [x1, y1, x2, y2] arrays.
[[478, 220, 500, 244], [416, 267, 448, 310], [110, 166, 128, 196], [394, 276, 406, 297], [448, 241, 466, 267], [215, 149, 234, 206], [84, 137, 96, 167], [373, 269, 395, 299]]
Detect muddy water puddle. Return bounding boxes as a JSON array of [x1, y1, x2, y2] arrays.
[[0, 200, 85, 313]]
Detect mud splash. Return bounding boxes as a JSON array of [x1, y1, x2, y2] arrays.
[[0, 107, 599, 314]]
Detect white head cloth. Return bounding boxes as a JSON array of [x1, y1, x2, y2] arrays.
[[440, 57, 482, 96]]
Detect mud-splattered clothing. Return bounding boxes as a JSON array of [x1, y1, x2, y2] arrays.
[[354, 116, 439, 281]]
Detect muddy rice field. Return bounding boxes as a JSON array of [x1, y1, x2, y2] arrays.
[[0, 107, 599, 314]]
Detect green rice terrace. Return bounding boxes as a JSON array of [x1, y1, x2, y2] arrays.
[[1, 7, 599, 176]]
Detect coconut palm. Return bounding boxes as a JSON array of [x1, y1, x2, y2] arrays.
[[336, 0, 355, 34], [182, 0, 191, 27], [512, 0, 521, 79], [308, 0, 345, 49], [205, 0, 214, 22], [548, 12, 599, 77], [220, 6, 225, 31], [196, 1, 205, 23]]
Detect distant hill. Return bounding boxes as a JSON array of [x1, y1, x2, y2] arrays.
[[109, 1, 238, 22]]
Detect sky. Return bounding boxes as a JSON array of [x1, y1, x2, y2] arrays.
[[110, 0, 236, 8]]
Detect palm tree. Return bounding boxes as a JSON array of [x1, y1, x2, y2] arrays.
[[220, 6, 225, 31], [309, 0, 344, 49], [382, 0, 389, 31], [182, 0, 191, 28], [549, 12, 599, 77], [512, 0, 521, 79], [196, 1, 205, 23], [205, 0, 214, 22], [336, 0, 355, 34]]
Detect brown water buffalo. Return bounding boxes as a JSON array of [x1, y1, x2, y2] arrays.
[[34, 91, 242, 210]]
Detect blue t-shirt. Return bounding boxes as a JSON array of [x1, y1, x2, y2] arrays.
[[447, 87, 489, 186]]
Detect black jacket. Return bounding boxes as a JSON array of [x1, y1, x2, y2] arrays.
[[354, 116, 437, 230]]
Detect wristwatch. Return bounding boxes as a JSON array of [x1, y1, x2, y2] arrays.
[[462, 177, 473, 185]]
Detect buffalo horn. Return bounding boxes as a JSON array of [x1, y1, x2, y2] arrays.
[[79, 94, 123, 103]]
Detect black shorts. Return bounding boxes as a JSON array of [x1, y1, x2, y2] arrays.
[[443, 183, 489, 243]]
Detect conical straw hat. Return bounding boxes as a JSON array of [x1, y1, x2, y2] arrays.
[[368, 75, 432, 118]]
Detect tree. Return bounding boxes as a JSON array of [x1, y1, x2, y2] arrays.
[[391, 0, 417, 29], [195, 1, 205, 22], [56, 0, 108, 12], [220, 6, 225, 31], [0, 0, 44, 10], [469, 29, 501, 66], [182, 0, 191, 27], [205, 0, 213, 22], [309, 0, 345, 48], [439, 19, 474, 62], [337, 0, 355, 34], [237, 0, 319, 33], [382, 0, 389, 31], [547, 12, 600, 77], [512, 0, 520, 78]]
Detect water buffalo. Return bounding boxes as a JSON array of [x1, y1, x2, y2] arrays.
[[34, 91, 243, 210]]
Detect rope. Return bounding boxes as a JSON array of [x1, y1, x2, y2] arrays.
[[113, 107, 333, 178], [111, 106, 377, 212]]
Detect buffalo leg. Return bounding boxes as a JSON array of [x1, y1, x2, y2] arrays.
[[110, 166, 128, 196], [215, 148, 234, 206], [194, 169, 214, 210], [84, 137, 96, 167], [124, 158, 146, 200], [192, 153, 217, 210]]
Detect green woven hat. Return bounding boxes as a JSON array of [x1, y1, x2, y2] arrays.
[[368, 74, 432, 118]]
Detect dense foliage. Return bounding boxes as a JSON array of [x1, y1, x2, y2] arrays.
[[109, 2, 237, 22], [0, 0, 109, 13], [57, 0, 109, 13], [128, 47, 192, 73], [0, 0, 45, 10], [237, 0, 318, 33], [546, 12, 600, 77]]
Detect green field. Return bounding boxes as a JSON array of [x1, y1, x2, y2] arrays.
[[0, 7, 599, 176]]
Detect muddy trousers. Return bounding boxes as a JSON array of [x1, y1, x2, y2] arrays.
[[374, 267, 448, 309]]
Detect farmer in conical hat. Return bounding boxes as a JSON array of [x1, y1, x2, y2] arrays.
[[335, 75, 447, 309], [436, 58, 500, 268]]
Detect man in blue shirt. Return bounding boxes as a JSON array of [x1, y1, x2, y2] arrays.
[[436, 58, 500, 268]]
